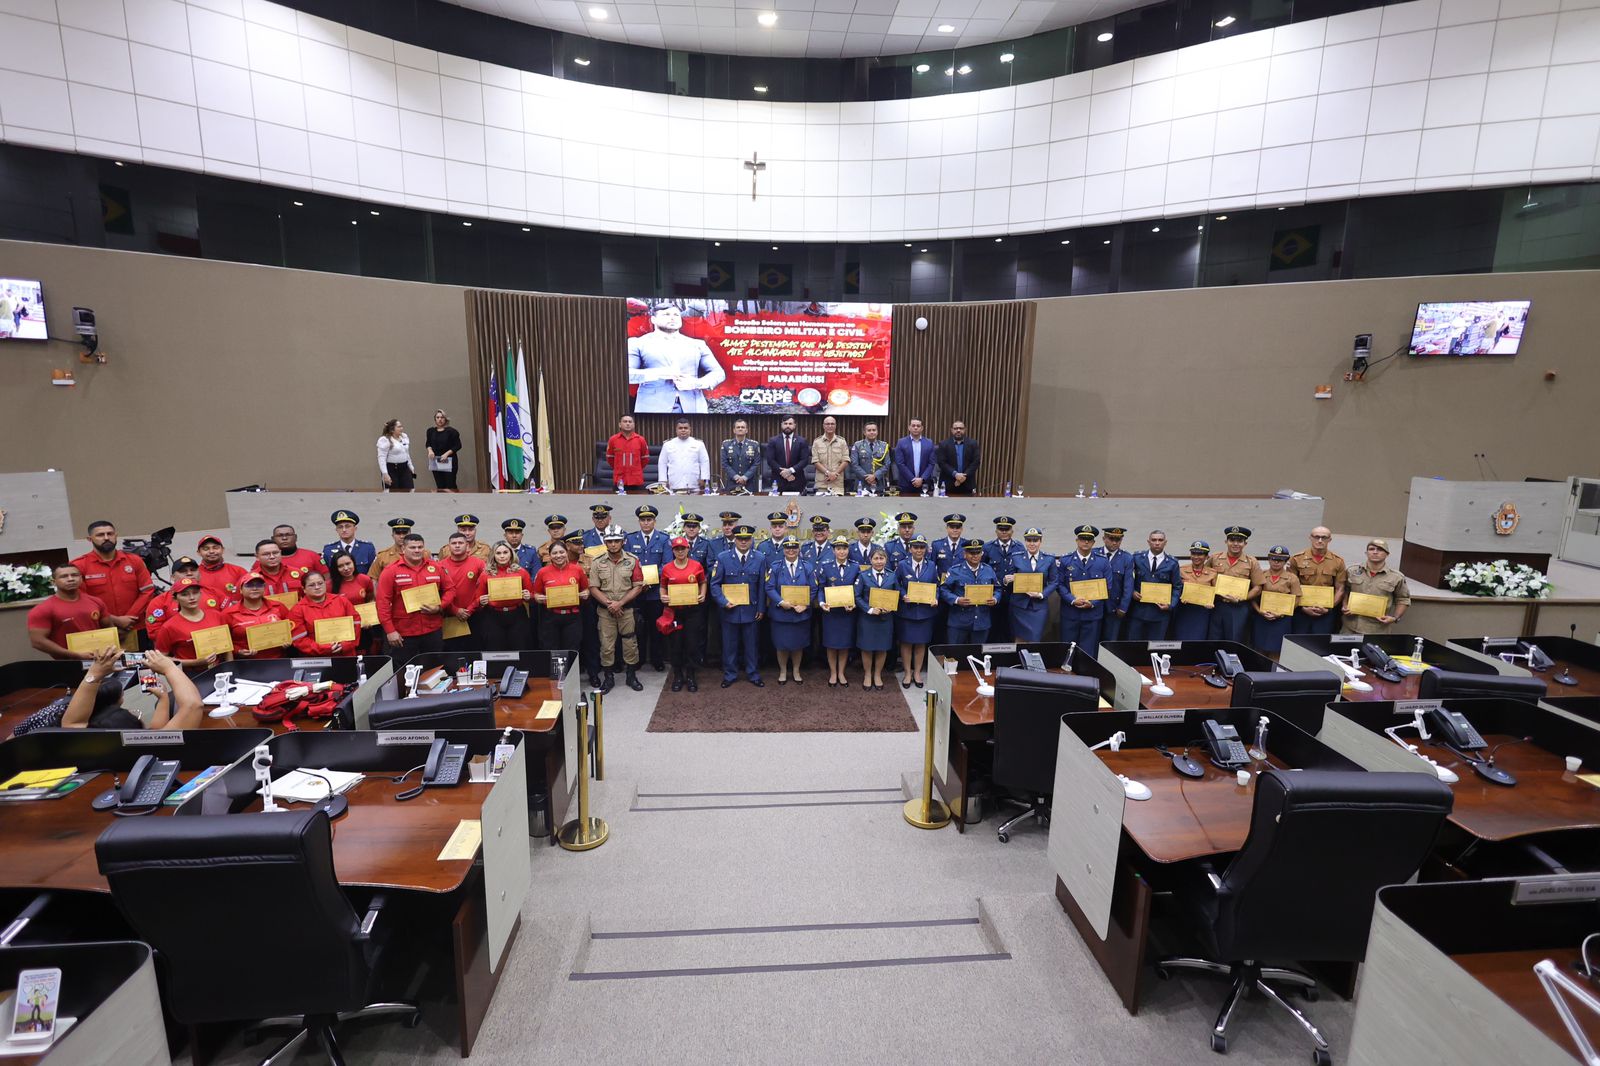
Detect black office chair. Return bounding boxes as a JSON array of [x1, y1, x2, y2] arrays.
[[1230, 671, 1341, 732], [1417, 668, 1547, 701], [96, 809, 418, 1064], [990, 668, 1099, 842], [369, 690, 495, 730], [1156, 769, 1453, 1063]]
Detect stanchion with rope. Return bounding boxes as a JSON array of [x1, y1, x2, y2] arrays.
[[592, 688, 605, 781], [904, 690, 951, 829], [558, 690, 609, 851]]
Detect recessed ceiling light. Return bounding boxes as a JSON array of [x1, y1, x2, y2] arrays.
[[957, 64, 972, 74], [945, 67, 955, 76], [370, 210, 380, 216], [522, 226, 531, 232], [292, 200, 304, 206], [757, 11, 777, 26], [994, 237, 1002, 242], [1214, 15, 1236, 27], [753, 84, 768, 93], [573, 57, 591, 66], [714, 241, 721, 246], [1060, 239, 1070, 245], [350, 220, 358, 225], [1150, 226, 1159, 232], [1215, 214, 1228, 220], [920, 248, 928, 252], [914, 63, 930, 73], [936, 23, 955, 32], [1102, 239, 1110, 245], [114, 160, 124, 167], [1197, 224, 1204, 231], [772, 245, 779, 250], [1000, 52, 1014, 63], [1096, 31, 1114, 42], [589, 7, 607, 18], [904, 243, 912, 247], [463, 221, 473, 227], [1277, 206, 1286, 210]]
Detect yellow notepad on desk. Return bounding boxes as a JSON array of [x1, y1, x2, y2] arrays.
[[0, 767, 75, 791], [1013, 572, 1044, 595], [722, 583, 751, 607], [266, 591, 300, 610], [245, 619, 294, 652], [904, 581, 937, 605], [437, 820, 482, 861], [1139, 582, 1172, 604], [1069, 579, 1107, 602], [1258, 590, 1297, 616], [401, 583, 440, 612], [1298, 585, 1336, 609], [442, 615, 472, 639], [544, 583, 580, 609], [868, 587, 900, 611], [823, 584, 855, 608], [487, 576, 523, 603], [965, 584, 995, 606], [1214, 575, 1251, 600], [640, 564, 660, 586], [190, 625, 234, 659], [66, 627, 120, 654], [780, 584, 810, 608], [1345, 592, 1388, 618], [535, 699, 562, 721], [354, 601, 379, 627], [665, 582, 700, 607], [314, 616, 357, 645]]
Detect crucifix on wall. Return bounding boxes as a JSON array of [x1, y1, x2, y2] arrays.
[[744, 153, 766, 201]]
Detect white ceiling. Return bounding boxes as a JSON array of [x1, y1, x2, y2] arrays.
[[444, 0, 1145, 59]]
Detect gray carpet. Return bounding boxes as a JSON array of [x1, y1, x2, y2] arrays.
[[645, 676, 918, 732], [183, 675, 1357, 1065]]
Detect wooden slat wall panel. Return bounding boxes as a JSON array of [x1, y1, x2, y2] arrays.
[[464, 292, 1035, 493]]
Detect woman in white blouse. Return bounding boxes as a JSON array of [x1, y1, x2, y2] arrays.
[[377, 419, 415, 492]]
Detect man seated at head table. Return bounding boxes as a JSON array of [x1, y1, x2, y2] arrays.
[[12, 647, 204, 736]]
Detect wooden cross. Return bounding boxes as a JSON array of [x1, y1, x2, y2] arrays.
[[744, 152, 766, 201]]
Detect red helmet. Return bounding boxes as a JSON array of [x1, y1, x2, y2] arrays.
[[656, 607, 681, 634]]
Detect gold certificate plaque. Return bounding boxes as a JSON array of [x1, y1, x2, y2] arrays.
[[487, 576, 523, 603], [1180, 583, 1217, 607], [245, 619, 294, 652], [1069, 578, 1108, 602], [666, 582, 701, 607], [190, 625, 234, 659], [314, 616, 357, 645], [721, 582, 751, 608], [1214, 575, 1251, 600], [823, 584, 855, 608], [1298, 585, 1336, 609], [1346, 591, 1388, 618], [401, 583, 440, 612], [66, 627, 121, 654], [1013, 572, 1044, 595], [354, 601, 379, 627], [266, 591, 300, 610], [640, 564, 660, 586], [544, 582, 580, 609], [1139, 582, 1172, 604], [1258, 590, 1297, 616], [905, 581, 937, 605], [868, 587, 900, 611], [780, 585, 810, 608], [965, 584, 995, 606], [442, 615, 472, 639]]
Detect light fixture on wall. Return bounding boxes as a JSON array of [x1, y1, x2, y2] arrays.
[[914, 63, 930, 73], [758, 11, 778, 26], [573, 57, 591, 66], [1060, 239, 1070, 244], [919, 247, 928, 252], [292, 200, 304, 206], [1214, 15, 1236, 26], [1000, 53, 1014, 63], [1215, 214, 1228, 220], [994, 237, 1003, 242], [904, 242, 912, 247], [915, 316, 929, 330], [522, 226, 531, 231], [463, 221, 473, 227], [1102, 239, 1110, 244], [753, 84, 768, 93], [957, 64, 972, 74], [369, 210, 380, 216], [114, 161, 124, 167], [945, 67, 955, 76], [1096, 31, 1113, 42], [1150, 226, 1160, 232]]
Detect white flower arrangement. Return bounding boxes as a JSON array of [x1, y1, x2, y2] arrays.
[[0, 562, 53, 605], [1444, 559, 1553, 599]]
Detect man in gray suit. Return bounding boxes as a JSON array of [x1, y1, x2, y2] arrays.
[[628, 303, 727, 414]]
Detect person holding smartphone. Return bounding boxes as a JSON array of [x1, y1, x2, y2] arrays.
[[12, 647, 203, 735]]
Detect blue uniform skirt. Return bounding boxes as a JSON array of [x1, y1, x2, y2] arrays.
[[820, 607, 856, 649], [771, 613, 811, 651], [1172, 603, 1212, 641], [857, 611, 894, 651], [897, 615, 934, 645]]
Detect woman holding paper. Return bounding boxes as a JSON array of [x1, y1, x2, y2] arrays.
[[1250, 546, 1302, 655], [940, 540, 999, 647], [894, 537, 937, 688], [532, 542, 589, 652], [660, 537, 706, 692], [766, 536, 814, 685], [475, 542, 536, 652], [328, 550, 378, 650], [1208, 526, 1262, 643], [854, 546, 897, 690], [224, 574, 297, 659], [155, 577, 231, 671], [1173, 541, 1216, 641], [815, 536, 858, 687], [289, 571, 362, 655]]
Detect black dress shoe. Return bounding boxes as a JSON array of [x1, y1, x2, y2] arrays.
[[671, 677, 684, 692], [721, 679, 735, 688], [749, 678, 765, 687]]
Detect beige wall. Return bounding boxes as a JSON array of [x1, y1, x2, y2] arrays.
[[1026, 270, 1600, 534], [0, 240, 472, 534]]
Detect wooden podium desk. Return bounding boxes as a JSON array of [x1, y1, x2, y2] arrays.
[[1097, 640, 1273, 711], [1279, 632, 1497, 702], [1048, 707, 1357, 1014], [1450, 635, 1600, 702]]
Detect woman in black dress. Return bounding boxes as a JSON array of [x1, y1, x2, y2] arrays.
[[425, 409, 463, 492]]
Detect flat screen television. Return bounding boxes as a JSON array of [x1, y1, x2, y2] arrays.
[[0, 278, 46, 341], [1408, 300, 1530, 356]]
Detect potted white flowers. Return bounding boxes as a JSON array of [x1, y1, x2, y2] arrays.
[[1443, 560, 1553, 599], [0, 563, 53, 605]]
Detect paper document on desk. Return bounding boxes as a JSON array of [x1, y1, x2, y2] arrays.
[[264, 768, 364, 804], [438, 820, 482, 861], [203, 679, 275, 707], [535, 700, 562, 722]]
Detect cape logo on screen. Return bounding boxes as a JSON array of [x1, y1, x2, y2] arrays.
[[1492, 503, 1519, 536], [738, 388, 795, 405]]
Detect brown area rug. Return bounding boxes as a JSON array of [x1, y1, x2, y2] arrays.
[[646, 675, 919, 733]]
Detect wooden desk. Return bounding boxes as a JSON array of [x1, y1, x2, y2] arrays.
[[1139, 670, 1236, 712], [1412, 733, 1600, 842], [0, 687, 63, 741], [1545, 658, 1600, 698], [1100, 748, 1286, 863], [1335, 671, 1427, 702], [1452, 947, 1598, 1062], [417, 669, 561, 733]]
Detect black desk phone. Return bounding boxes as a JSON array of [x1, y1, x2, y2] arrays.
[[423, 739, 468, 787], [1203, 719, 1250, 768], [91, 754, 180, 810], [1427, 707, 1486, 750], [1213, 650, 1244, 679]]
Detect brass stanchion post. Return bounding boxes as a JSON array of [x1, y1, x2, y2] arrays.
[[558, 691, 609, 851], [592, 688, 605, 781], [904, 690, 951, 829]]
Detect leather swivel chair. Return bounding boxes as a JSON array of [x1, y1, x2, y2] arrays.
[[1417, 668, 1547, 701], [990, 668, 1099, 842], [369, 689, 495, 730], [1156, 769, 1452, 1063], [1230, 671, 1342, 732], [96, 809, 419, 1065]]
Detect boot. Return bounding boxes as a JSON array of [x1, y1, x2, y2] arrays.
[[599, 670, 615, 694], [671, 668, 684, 692], [626, 667, 643, 691], [685, 668, 698, 692]]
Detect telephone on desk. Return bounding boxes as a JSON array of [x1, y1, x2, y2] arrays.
[[1203, 650, 1243, 688], [1361, 643, 1405, 684], [91, 754, 180, 811], [396, 739, 469, 801], [498, 666, 528, 699], [1425, 708, 1516, 786], [1203, 719, 1250, 768]]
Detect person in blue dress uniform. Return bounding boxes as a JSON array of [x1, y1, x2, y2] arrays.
[[941, 539, 999, 645], [501, 518, 540, 572], [889, 512, 918, 562], [848, 517, 878, 569], [799, 516, 833, 565], [1125, 529, 1182, 641], [765, 535, 814, 685], [1006, 527, 1056, 643], [984, 516, 1020, 640], [578, 504, 613, 686], [1095, 526, 1135, 643], [931, 514, 966, 643], [323, 509, 376, 573], [895, 536, 937, 688], [719, 423, 763, 492], [1058, 525, 1111, 657], [710, 526, 765, 688], [854, 545, 897, 690], [624, 504, 671, 671], [1172, 541, 1216, 641], [815, 535, 858, 687]]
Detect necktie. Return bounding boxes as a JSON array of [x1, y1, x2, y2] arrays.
[[784, 435, 792, 464]]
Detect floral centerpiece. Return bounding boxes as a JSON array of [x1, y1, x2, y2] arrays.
[[1443, 560, 1552, 599], [0, 563, 53, 604]]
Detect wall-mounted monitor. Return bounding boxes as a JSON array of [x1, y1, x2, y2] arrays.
[[626, 299, 893, 415], [1408, 300, 1530, 357], [0, 278, 46, 341]]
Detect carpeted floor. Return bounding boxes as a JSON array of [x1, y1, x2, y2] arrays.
[[646, 675, 919, 732]]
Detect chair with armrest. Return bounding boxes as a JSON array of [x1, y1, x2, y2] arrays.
[[1417, 668, 1547, 701], [990, 668, 1099, 842], [1156, 769, 1453, 1063], [368, 689, 495, 730], [95, 809, 418, 1065], [1230, 671, 1341, 733]]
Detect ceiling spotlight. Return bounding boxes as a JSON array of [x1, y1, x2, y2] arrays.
[[114, 160, 124, 167], [1096, 31, 1113, 42], [1214, 15, 1235, 26], [753, 85, 768, 93], [945, 67, 955, 76], [915, 63, 930, 73], [957, 64, 972, 74], [1150, 226, 1159, 232], [1000, 52, 1014, 63], [1102, 239, 1110, 244], [522, 226, 531, 231], [463, 221, 473, 227], [1197, 224, 1204, 231], [920, 247, 928, 252], [1278, 206, 1286, 210], [573, 57, 591, 66], [1215, 214, 1228, 220], [904, 243, 912, 247], [1059, 239, 1070, 245], [936, 23, 955, 32], [757, 11, 777, 26], [994, 237, 1003, 242], [370, 210, 380, 216], [292, 200, 304, 206], [350, 220, 358, 225], [772, 245, 779, 250], [589, 7, 607, 18]]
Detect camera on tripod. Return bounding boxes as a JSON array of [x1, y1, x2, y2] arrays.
[[120, 527, 176, 582]]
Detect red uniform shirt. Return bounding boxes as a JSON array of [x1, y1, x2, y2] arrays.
[[437, 555, 484, 615], [154, 606, 229, 662], [375, 557, 454, 637], [147, 586, 228, 640], [69, 550, 154, 625], [223, 599, 297, 658], [475, 567, 535, 612], [606, 432, 649, 487], [198, 561, 250, 604], [289, 594, 362, 655], [333, 573, 375, 605], [26, 593, 108, 650], [658, 559, 706, 597], [280, 547, 328, 581], [531, 562, 588, 615], [251, 565, 303, 598]]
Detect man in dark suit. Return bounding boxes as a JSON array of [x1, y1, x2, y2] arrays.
[[765, 415, 811, 492], [934, 421, 980, 496], [1125, 529, 1182, 641], [893, 418, 936, 495]]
